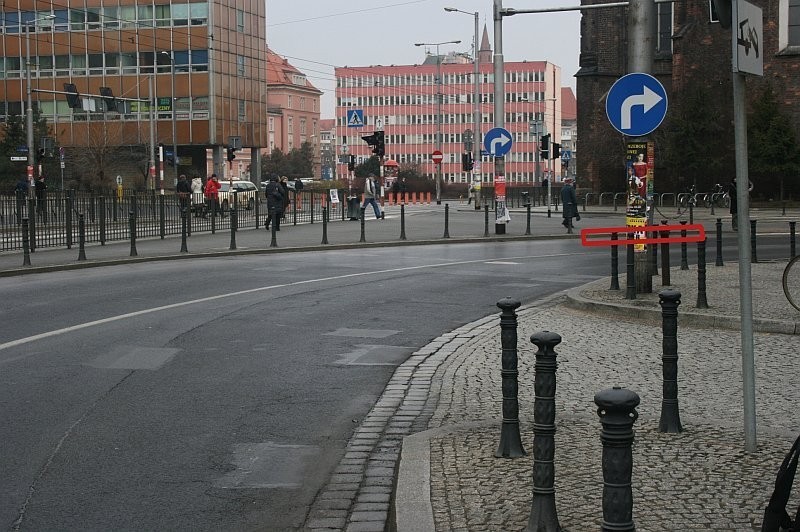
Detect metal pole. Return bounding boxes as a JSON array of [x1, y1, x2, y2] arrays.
[[25, 23, 35, 198], [626, 239, 636, 300], [696, 239, 709, 309], [400, 204, 407, 240], [790, 221, 796, 258], [436, 45, 443, 205], [359, 207, 366, 243], [321, 206, 329, 245], [170, 59, 177, 186], [716, 218, 724, 266], [473, 10, 481, 194], [77, 213, 87, 261], [21, 218, 32, 266], [493, 0, 506, 230], [680, 221, 689, 270], [443, 203, 450, 238], [180, 209, 188, 253]]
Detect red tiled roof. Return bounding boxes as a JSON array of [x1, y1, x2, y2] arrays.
[[319, 119, 336, 131], [561, 87, 577, 120], [266, 48, 321, 94]]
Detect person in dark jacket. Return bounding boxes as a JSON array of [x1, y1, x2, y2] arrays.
[[560, 177, 578, 231], [176, 174, 192, 211], [265, 174, 284, 231], [34, 176, 47, 222]]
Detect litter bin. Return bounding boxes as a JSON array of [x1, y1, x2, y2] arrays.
[[347, 196, 361, 220]]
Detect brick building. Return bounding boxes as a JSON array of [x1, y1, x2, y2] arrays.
[[576, 0, 800, 193]]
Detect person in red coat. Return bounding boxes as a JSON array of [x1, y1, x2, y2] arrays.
[[204, 174, 222, 217]]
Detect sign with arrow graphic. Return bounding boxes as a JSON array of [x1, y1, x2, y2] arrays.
[[605, 73, 668, 137], [483, 127, 513, 157]]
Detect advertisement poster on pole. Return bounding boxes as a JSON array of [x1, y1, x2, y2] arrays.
[[625, 141, 654, 252], [495, 175, 510, 223], [329, 189, 340, 205]]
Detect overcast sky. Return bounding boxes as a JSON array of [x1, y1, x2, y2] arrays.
[[266, 0, 581, 118]]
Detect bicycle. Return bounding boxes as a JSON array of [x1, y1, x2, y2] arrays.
[[704, 183, 730, 209], [677, 185, 697, 214], [783, 255, 800, 311]]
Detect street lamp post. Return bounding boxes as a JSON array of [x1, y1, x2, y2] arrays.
[[415, 39, 461, 205], [25, 15, 54, 198], [160, 51, 177, 190], [444, 7, 481, 195]]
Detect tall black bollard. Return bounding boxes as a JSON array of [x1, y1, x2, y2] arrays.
[[66, 191, 74, 249], [495, 298, 526, 459], [660, 221, 670, 286], [21, 218, 31, 266], [696, 239, 709, 308], [28, 198, 36, 252], [527, 331, 562, 532], [359, 207, 366, 243], [443, 203, 450, 239], [750, 219, 758, 263], [78, 213, 87, 261], [680, 221, 689, 270], [791, 221, 796, 258], [525, 202, 532, 236], [650, 227, 659, 276], [625, 239, 636, 300], [715, 218, 724, 266], [400, 204, 407, 240], [595, 387, 640, 532], [159, 194, 166, 239], [180, 209, 188, 253], [659, 289, 683, 433], [610, 233, 620, 290], [689, 202, 694, 225], [99, 196, 106, 245], [129, 209, 138, 257], [269, 211, 278, 248], [229, 204, 238, 250], [484, 204, 490, 237], [321, 206, 329, 245]]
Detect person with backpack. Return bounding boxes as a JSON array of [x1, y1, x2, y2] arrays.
[[362, 174, 383, 220], [265, 174, 284, 231]]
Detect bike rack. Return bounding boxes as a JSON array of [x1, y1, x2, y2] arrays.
[[599, 192, 613, 206], [660, 193, 675, 207]]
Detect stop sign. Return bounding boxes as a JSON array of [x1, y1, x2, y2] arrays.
[[431, 150, 443, 164]]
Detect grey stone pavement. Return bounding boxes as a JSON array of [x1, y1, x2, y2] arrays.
[[2, 203, 799, 531]]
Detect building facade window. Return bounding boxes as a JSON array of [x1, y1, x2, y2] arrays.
[[287, 95, 293, 109], [236, 9, 245, 32], [657, 3, 673, 54], [238, 100, 246, 121], [780, 0, 800, 51], [237, 55, 245, 76]]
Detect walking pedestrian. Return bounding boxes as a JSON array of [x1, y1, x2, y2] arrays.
[[204, 174, 222, 218], [34, 176, 47, 221], [560, 177, 578, 230], [176, 174, 191, 211], [191, 175, 204, 216], [362, 173, 383, 219], [265, 174, 284, 231]]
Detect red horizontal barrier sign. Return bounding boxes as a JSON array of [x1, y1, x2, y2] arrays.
[[580, 224, 706, 247]]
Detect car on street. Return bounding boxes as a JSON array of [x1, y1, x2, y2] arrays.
[[218, 180, 260, 212]]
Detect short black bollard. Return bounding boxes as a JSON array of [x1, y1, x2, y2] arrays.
[[229, 205, 238, 250], [269, 211, 278, 248], [484, 204, 490, 237], [689, 202, 694, 225], [595, 387, 640, 532], [21, 218, 31, 266], [359, 207, 366, 243], [78, 213, 87, 261], [610, 233, 620, 290], [660, 221, 670, 286], [66, 191, 74, 249], [159, 194, 166, 239], [625, 239, 636, 300], [443, 203, 450, 239], [180, 209, 188, 253], [659, 289, 683, 433], [495, 298, 526, 459], [650, 227, 659, 276], [129, 209, 138, 257], [400, 204, 407, 241], [790, 221, 796, 258], [750, 219, 758, 263], [525, 202, 532, 236], [321, 206, 329, 245], [680, 221, 689, 270], [715, 218, 724, 266], [527, 331, 562, 532], [99, 196, 106, 245], [28, 198, 36, 252], [696, 239, 709, 309]]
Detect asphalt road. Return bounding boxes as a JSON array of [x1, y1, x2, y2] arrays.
[[0, 234, 791, 530]]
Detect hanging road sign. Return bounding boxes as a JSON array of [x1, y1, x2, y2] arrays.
[[431, 150, 443, 164], [606, 73, 668, 137], [483, 127, 513, 157], [346, 109, 364, 128], [733, 0, 763, 76], [10, 156, 27, 161]]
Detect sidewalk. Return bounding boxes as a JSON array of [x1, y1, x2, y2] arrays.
[[389, 262, 800, 531]]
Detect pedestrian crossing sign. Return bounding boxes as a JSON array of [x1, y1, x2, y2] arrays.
[[347, 109, 364, 128]]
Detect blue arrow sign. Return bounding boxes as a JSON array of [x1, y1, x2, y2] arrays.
[[346, 109, 364, 128], [606, 73, 668, 137], [483, 127, 513, 157]]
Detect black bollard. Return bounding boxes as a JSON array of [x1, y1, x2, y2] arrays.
[[595, 387, 640, 532], [229, 204, 237, 250], [400, 204, 407, 240], [78, 213, 87, 261], [180, 209, 188, 253], [659, 289, 683, 433], [443, 203, 450, 239], [525, 202, 532, 236], [66, 191, 74, 249], [99, 196, 106, 245], [159, 194, 166, 239], [21, 218, 31, 266], [750, 219, 758, 263], [527, 331, 562, 532], [610, 233, 620, 290], [129, 209, 138, 257], [715, 218, 724, 266], [495, 298, 526, 459], [484, 204, 490, 237], [680, 221, 689, 270], [790, 221, 796, 258], [660, 221, 670, 286], [28, 198, 36, 252], [625, 238, 636, 300], [650, 227, 658, 276], [689, 202, 694, 225], [269, 211, 278, 248], [696, 239, 709, 309], [321, 206, 329, 245], [359, 207, 366, 243]]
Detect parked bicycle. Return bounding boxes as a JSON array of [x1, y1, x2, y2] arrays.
[[677, 185, 697, 213], [703, 183, 730, 209], [783, 255, 800, 311]]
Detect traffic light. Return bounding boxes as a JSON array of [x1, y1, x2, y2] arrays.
[[227, 147, 236, 162], [63, 83, 81, 109], [348, 155, 355, 172], [540, 134, 550, 159], [99, 86, 117, 112], [461, 152, 474, 172], [552, 143, 561, 159], [375, 130, 385, 157]]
